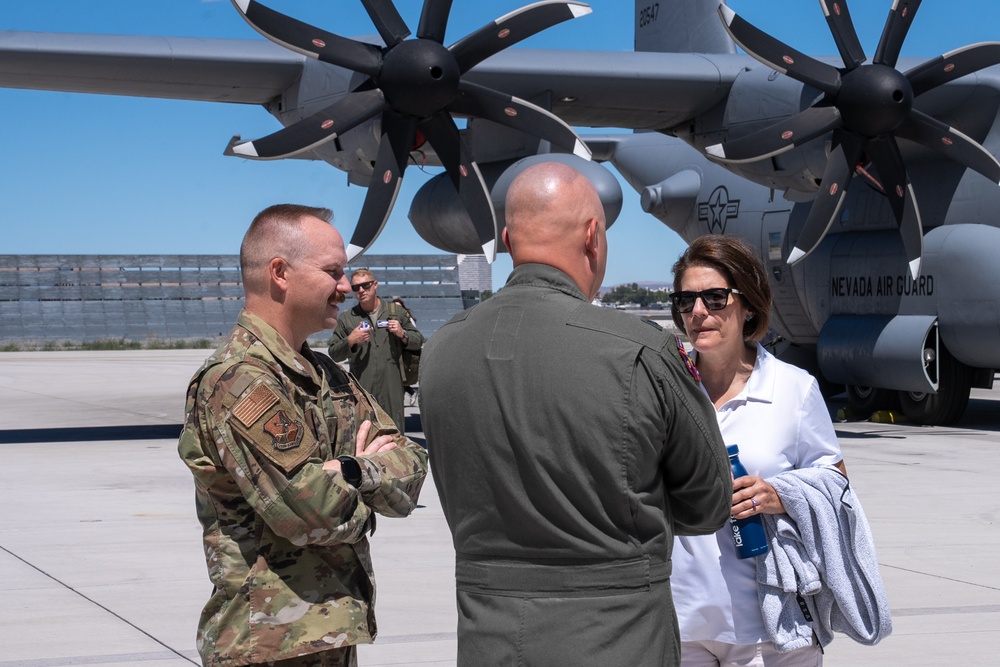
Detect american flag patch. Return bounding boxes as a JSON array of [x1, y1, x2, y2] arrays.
[[232, 384, 279, 427], [675, 335, 701, 383]]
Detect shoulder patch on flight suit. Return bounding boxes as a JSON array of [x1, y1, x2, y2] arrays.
[[231, 401, 316, 473], [232, 383, 279, 427], [228, 380, 317, 473], [263, 410, 304, 451], [674, 334, 701, 383], [225, 371, 256, 400]]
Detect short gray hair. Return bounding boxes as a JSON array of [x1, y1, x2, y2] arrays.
[[240, 204, 333, 293]]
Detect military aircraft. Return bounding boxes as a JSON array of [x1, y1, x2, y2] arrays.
[[4, 0, 1000, 425]]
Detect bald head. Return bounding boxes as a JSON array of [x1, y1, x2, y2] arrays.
[[503, 161, 607, 298]]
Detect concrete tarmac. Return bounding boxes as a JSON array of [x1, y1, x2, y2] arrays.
[[1, 350, 998, 666]]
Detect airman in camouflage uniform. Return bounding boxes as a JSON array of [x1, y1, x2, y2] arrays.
[[178, 204, 427, 667]]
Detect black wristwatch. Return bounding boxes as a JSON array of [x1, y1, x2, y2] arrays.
[[337, 456, 363, 488]]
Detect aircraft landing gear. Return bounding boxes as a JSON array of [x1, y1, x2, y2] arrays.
[[897, 344, 972, 426], [846, 385, 900, 417]]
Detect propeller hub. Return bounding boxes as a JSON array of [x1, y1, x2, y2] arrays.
[[837, 64, 913, 137], [380, 40, 460, 117]]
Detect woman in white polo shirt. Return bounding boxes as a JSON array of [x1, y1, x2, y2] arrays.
[[668, 235, 846, 667]]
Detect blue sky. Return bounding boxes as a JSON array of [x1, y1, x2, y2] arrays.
[[3, 0, 1000, 290]]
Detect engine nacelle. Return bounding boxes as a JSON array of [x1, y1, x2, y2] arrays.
[[818, 314, 939, 393], [925, 224, 1000, 369], [409, 154, 623, 254], [689, 63, 830, 197], [260, 59, 382, 185]]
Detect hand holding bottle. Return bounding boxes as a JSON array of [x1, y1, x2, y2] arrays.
[[731, 473, 786, 519], [727, 445, 770, 559]]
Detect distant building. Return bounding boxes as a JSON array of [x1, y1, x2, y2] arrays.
[[457, 254, 492, 293], [0, 254, 476, 344]]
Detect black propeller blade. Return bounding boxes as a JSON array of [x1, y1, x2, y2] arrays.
[[873, 0, 922, 68], [705, 106, 843, 163], [896, 111, 1000, 184], [228, 0, 592, 262], [786, 132, 863, 265], [346, 112, 416, 261], [419, 112, 499, 259], [866, 135, 924, 275], [450, 1, 594, 74], [905, 42, 1000, 97], [718, 4, 841, 95], [361, 0, 411, 47], [227, 89, 386, 159], [898, 184, 925, 280], [233, 0, 381, 76], [417, 0, 454, 43], [451, 81, 591, 160], [711, 0, 1000, 278], [819, 0, 866, 70]]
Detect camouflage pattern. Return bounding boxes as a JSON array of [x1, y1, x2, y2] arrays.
[[178, 310, 427, 666], [328, 299, 423, 431], [268, 646, 356, 666]]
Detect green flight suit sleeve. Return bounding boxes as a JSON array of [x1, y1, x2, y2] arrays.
[[400, 313, 423, 352], [643, 346, 732, 537], [328, 315, 353, 362]]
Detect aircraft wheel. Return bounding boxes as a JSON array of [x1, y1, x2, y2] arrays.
[[898, 345, 972, 426], [846, 385, 899, 417]]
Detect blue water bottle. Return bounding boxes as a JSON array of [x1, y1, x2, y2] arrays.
[[727, 445, 769, 559]]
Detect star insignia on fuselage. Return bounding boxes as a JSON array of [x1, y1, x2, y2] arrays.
[[698, 186, 741, 235]]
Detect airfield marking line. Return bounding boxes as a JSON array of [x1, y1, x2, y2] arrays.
[[0, 543, 199, 666], [880, 562, 1000, 592], [0, 650, 199, 667], [0, 378, 177, 422], [0, 383, 173, 421], [891, 604, 1000, 617]]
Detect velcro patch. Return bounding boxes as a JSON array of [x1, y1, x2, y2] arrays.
[[232, 384, 279, 427], [264, 410, 304, 451]]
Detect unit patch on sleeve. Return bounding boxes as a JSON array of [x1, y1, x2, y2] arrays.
[[264, 410, 304, 451], [232, 383, 279, 427], [230, 399, 317, 473]]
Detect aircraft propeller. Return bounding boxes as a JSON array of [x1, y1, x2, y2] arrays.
[[706, 0, 1000, 278], [226, 0, 593, 262]]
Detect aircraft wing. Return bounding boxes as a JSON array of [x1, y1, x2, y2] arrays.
[[0, 31, 303, 103], [467, 49, 747, 131], [0, 30, 745, 128]]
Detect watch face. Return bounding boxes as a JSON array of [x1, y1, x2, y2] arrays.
[[339, 456, 362, 487]]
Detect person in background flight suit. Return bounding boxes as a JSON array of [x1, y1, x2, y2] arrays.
[[328, 269, 423, 431], [391, 297, 420, 406], [419, 162, 732, 667], [178, 204, 427, 667]]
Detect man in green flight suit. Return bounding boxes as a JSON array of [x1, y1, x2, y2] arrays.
[[328, 268, 423, 431], [420, 163, 732, 666], [178, 204, 428, 667]]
